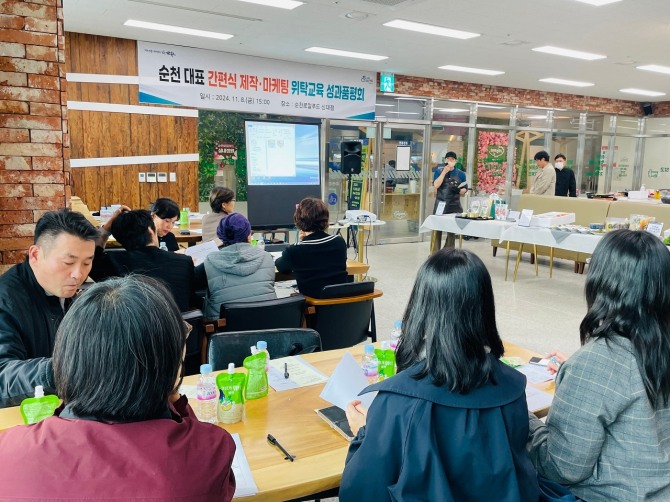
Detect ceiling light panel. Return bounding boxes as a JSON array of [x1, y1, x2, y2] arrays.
[[236, 0, 303, 9], [124, 20, 233, 40], [619, 88, 666, 97], [383, 19, 479, 39], [532, 45, 606, 60], [305, 47, 388, 61], [637, 64, 670, 75], [539, 78, 594, 87], [438, 65, 504, 76], [574, 0, 622, 5]]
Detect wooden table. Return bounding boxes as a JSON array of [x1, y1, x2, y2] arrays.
[[0, 342, 553, 501]]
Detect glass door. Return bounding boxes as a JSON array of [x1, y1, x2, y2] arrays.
[[376, 122, 430, 244], [323, 120, 377, 223]]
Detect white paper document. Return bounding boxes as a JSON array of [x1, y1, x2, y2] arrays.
[[267, 356, 328, 392], [231, 433, 259, 498], [525, 386, 554, 413], [320, 352, 377, 411], [184, 240, 218, 266], [516, 364, 556, 385]]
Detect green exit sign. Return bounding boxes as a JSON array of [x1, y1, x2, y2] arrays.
[[380, 73, 395, 92]]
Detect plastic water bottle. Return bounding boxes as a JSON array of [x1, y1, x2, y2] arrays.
[[159, 241, 168, 252], [257, 238, 265, 252], [196, 363, 218, 423], [256, 340, 270, 372], [389, 320, 402, 350], [361, 343, 379, 384]]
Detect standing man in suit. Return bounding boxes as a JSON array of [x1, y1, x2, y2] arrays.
[[554, 154, 577, 197], [530, 151, 556, 196]]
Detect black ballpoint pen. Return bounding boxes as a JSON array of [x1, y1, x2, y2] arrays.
[[267, 434, 295, 462], [284, 362, 289, 379]]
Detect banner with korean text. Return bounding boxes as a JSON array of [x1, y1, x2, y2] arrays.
[[137, 42, 376, 120]]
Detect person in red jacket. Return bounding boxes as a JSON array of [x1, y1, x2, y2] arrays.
[[0, 275, 236, 501]]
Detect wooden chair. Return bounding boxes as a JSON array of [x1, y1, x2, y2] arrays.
[[202, 295, 306, 363], [304, 281, 383, 351], [207, 328, 322, 370]]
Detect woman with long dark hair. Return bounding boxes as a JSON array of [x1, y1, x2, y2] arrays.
[[340, 248, 539, 501], [528, 229, 670, 501]]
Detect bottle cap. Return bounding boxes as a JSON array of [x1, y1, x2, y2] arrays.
[[394, 320, 402, 329], [228, 363, 235, 374], [200, 363, 212, 374], [250, 346, 258, 355], [364, 343, 374, 354], [257, 340, 267, 350], [34, 385, 44, 398]]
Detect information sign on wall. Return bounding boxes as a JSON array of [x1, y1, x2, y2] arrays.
[[137, 42, 376, 120]]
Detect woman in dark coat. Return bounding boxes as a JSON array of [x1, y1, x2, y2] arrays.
[[340, 248, 540, 501]]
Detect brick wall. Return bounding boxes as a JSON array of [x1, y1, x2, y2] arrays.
[[0, 0, 66, 271], [394, 75, 654, 117]]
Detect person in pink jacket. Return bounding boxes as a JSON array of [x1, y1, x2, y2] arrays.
[[0, 275, 236, 501]]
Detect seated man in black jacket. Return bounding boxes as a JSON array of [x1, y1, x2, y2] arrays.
[[90, 209, 203, 312], [0, 209, 99, 408]]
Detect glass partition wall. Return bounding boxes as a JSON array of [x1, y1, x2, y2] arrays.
[[323, 95, 665, 245]]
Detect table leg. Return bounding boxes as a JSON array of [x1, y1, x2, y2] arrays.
[[550, 248, 554, 278], [430, 230, 442, 254], [357, 226, 365, 263], [513, 243, 523, 282], [458, 234, 463, 249], [533, 244, 538, 277], [505, 241, 511, 281]]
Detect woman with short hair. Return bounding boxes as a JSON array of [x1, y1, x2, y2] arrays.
[[275, 197, 348, 298], [202, 186, 235, 243], [0, 275, 236, 501], [340, 249, 539, 500], [528, 229, 670, 501], [150, 197, 180, 251]]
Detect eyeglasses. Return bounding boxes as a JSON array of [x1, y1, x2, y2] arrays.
[[183, 321, 192, 340]]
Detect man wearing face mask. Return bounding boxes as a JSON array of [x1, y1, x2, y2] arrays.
[[554, 154, 577, 197], [433, 151, 467, 248]]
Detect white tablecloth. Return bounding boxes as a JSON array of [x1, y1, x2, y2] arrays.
[[420, 214, 602, 254]]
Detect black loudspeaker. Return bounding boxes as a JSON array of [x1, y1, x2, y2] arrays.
[[341, 141, 362, 175], [642, 103, 654, 116]]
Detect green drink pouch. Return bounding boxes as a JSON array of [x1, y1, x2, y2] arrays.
[[20, 386, 60, 425], [216, 365, 246, 424], [243, 352, 268, 400]]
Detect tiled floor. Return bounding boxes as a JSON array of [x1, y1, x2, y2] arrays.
[[356, 236, 586, 362]]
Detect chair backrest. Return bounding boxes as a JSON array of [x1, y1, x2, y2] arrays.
[[220, 295, 306, 332], [306, 281, 380, 351], [181, 309, 205, 376], [207, 328, 322, 370], [264, 243, 288, 252]]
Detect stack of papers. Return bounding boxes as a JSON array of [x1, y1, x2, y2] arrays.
[[267, 356, 328, 392], [230, 433, 258, 498]]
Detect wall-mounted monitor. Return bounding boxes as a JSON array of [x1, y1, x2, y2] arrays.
[[245, 120, 321, 229]]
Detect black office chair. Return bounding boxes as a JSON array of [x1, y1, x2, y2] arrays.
[[181, 309, 206, 376], [202, 295, 307, 362], [207, 328, 322, 370], [264, 243, 289, 252], [304, 281, 383, 351], [220, 295, 306, 331]]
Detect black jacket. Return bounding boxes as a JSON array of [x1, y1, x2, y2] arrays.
[[340, 358, 540, 501], [90, 246, 202, 312], [275, 231, 349, 298], [0, 260, 59, 408], [555, 167, 577, 197]]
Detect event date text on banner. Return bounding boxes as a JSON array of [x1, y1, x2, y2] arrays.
[[137, 42, 376, 120]]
